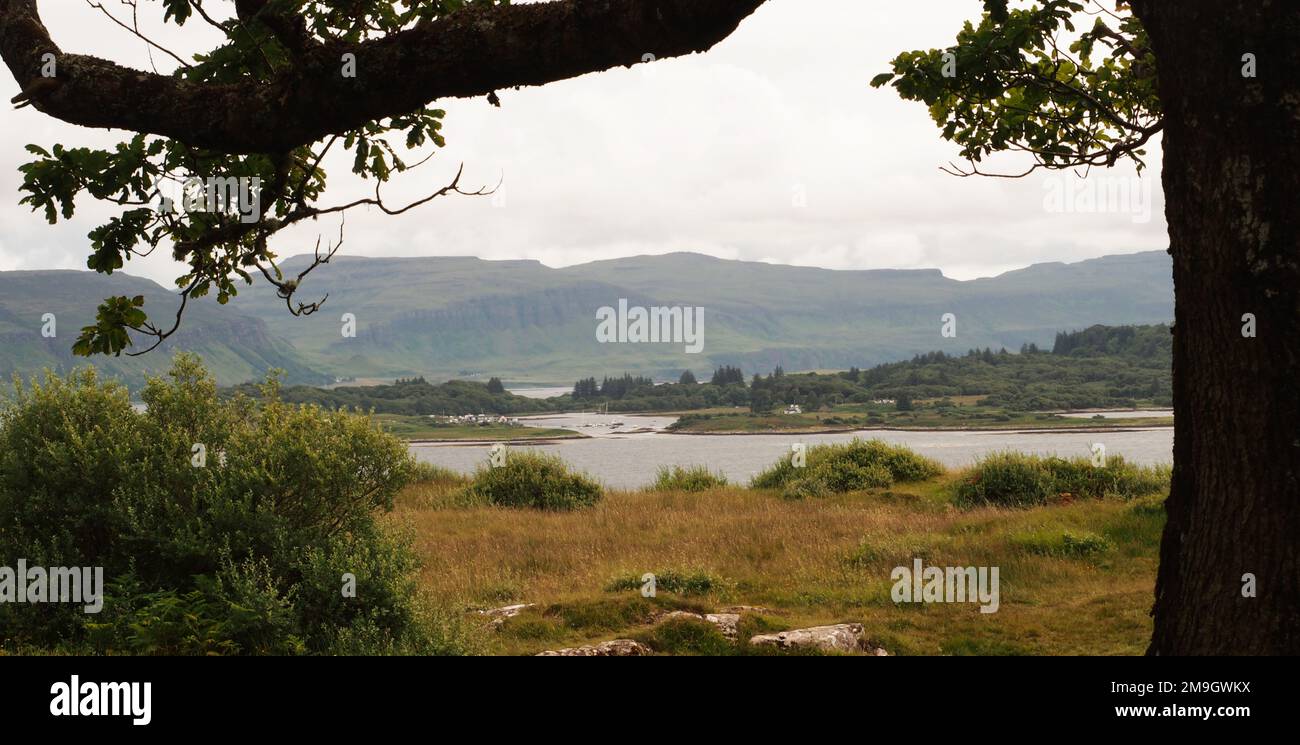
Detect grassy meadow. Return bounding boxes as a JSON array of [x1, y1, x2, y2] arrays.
[[392, 447, 1169, 656], [0, 357, 1170, 656]]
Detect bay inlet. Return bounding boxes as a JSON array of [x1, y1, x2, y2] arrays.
[[410, 413, 1174, 490]]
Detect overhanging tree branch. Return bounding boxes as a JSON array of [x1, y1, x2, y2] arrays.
[[0, 0, 768, 154]]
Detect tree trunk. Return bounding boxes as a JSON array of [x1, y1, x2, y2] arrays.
[[1132, 1, 1300, 654]]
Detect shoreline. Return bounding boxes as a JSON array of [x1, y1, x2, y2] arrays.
[[664, 423, 1175, 436], [404, 423, 1174, 442], [405, 435, 588, 445]]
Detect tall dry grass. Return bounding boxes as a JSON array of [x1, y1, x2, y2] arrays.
[[391, 466, 1167, 655]]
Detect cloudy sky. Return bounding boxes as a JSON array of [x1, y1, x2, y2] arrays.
[[0, 0, 1167, 284]]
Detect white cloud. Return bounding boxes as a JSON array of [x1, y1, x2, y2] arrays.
[[0, 0, 1167, 286]]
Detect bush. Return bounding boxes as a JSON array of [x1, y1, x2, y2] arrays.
[[463, 450, 602, 510], [649, 465, 728, 492], [408, 460, 466, 485], [604, 569, 729, 597], [1013, 530, 1115, 558], [955, 452, 1170, 508], [751, 438, 943, 494], [952, 452, 1056, 508], [0, 354, 465, 655], [637, 616, 734, 656], [781, 475, 832, 500], [821, 460, 894, 492]]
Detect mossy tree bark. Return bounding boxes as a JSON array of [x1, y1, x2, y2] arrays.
[[1132, 0, 1300, 655]]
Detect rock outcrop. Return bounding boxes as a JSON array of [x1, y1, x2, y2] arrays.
[[655, 610, 741, 638], [749, 623, 887, 654], [476, 603, 535, 629], [536, 639, 652, 657]]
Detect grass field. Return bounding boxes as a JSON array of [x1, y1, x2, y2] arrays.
[[390, 458, 1167, 656]]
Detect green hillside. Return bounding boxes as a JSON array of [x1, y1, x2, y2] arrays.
[[233, 250, 1174, 382], [1, 251, 1174, 389], [0, 270, 330, 390]]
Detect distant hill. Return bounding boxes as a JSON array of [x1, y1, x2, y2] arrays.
[[0, 270, 330, 390], [232, 250, 1174, 383], [1, 251, 1174, 388]]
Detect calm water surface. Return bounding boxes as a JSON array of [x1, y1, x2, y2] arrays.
[[410, 413, 1173, 490]]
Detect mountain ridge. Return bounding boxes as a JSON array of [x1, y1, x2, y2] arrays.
[[250, 249, 1174, 383], [0, 250, 1173, 387]]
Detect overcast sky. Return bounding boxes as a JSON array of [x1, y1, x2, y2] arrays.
[[0, 0, 1167, 284]]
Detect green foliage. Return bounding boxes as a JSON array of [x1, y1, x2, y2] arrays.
[[872, 0, 1161, 175], [87, 563, 303, 656], [604, 569, 729, 598], [244, 377, 552, 416], [752, 439, 944, 494], [955, 451, 1170, 508], [409, 461, 466, 485], [1053, 323, 1170, 359], [563, 326, 1172, 419], [71, 295, 146, 357], [542, 597, 664, 632], [462, 450, 603, 511], [955, 452, 1056, 508], [16, 2, 521, 355], [649, 465, 729, 492], [0, 353, 464, 655], [1012, 529, 1115, 558], [821, 460, 895, 493], [637, 616, 734, 656], [780, 475, 832, 501], [850, 325, 1172, 410]]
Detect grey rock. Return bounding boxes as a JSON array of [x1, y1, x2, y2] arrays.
[[704, 613, 741, 639], [655, 610, 741, 639], [536, 639, 652, 657], [476, 603, 535, 629], [749, 623, 873, 654]]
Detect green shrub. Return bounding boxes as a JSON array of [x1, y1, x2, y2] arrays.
[[86, 561, 303, 656], [1013, 529, 1115, 558], [0, 354, 465, 655], [498, 614, 568, 642], [821, 460, 893, 492], [649, 465, 728, 492], [543, 597, 660, 631], [953, 452, 1056, 507], [636, 616, 734, 656], [409, 461, 466, 485], [462, 450, 602, 510], [955, 452, 1170, 508], [781, 475, 832, 500], [604, 569, 729, 597], [752, 438, 942, 494], [1129, 495, 1167, 516]]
